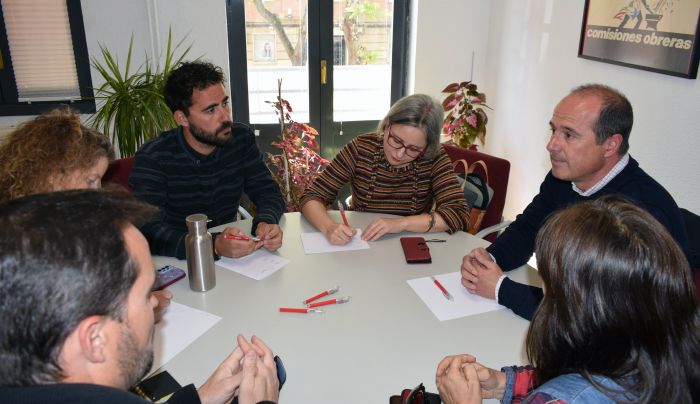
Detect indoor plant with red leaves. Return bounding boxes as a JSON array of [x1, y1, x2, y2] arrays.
[[266, 80, 329, 212], [441, 81, 492, 149]]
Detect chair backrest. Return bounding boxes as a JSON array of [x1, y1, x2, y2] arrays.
[[102, 156, 135, 192], [443, 144, 510, 242]]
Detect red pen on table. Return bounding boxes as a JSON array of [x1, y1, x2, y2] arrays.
[[279, 307, 324, 314], [303, 285, 340, 305], [431, 275, 453, 301], [306, 296, 351, 308], [337, 201, 349, 226], [223, 234, 261, 242]]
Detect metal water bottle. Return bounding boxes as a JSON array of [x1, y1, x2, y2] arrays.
[[185, 213, 216, 292]]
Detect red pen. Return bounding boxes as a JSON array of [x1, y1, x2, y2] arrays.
[[431, 275, 453, 301], [279, 307, 324, 314], [223, 234, 261, 242], [303, 285, 339, 305], [306, 296, 351, 308], [337, 201, 349, 226]]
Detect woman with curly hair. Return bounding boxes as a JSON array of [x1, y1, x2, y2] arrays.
[[0, 107, 114, 202], [0, 108, 173, 321]]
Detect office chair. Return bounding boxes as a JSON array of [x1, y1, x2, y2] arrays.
[[102, 156, 135, 192], [443, 144, 510, 242]]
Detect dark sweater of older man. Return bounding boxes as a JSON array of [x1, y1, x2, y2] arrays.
[[489, 156, 689, 320]]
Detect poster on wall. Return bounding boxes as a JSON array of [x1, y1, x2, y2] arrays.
[[578, 0, 700, 78]]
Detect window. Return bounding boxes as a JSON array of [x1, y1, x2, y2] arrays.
[[227, 0, 409, 158], [0, 0, 94, 116]]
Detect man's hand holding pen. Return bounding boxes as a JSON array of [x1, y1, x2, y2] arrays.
[[216, 227, 262, 258], [255, 222, 283, 252]]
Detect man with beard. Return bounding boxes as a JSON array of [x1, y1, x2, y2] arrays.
[[131, 61, 285, 259], [460, 84, 690, 320], [0, 190, 280, 403]]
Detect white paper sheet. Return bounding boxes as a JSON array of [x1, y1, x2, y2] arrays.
[[149, 301, 221, 375], [300, 229, 370, 254], [216, 249, 290, 280], [407, 271, 504, 321]]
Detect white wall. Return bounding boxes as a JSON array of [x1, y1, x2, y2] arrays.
[[413, 0, 700, 218], [81, 0, 229, 92], [410, 0, 492, 99]]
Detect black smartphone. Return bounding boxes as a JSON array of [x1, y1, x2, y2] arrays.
[[274, 355, 286, 389], [153, 265, 186, 290], [131, 370, 181, 402]]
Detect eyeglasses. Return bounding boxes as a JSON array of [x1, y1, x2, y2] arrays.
[[386, 125, 426, 158]]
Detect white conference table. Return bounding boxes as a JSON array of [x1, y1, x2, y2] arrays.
[[153, 211, 542, 404]]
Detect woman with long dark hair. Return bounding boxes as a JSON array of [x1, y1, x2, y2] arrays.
[[437, 196, 700, 403]]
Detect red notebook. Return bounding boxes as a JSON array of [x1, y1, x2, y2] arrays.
[[400, 237, 432, 264]]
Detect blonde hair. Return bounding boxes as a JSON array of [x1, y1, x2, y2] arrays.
[[0, 108, 114, 202]]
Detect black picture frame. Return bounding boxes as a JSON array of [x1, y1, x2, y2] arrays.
[[578, 0, 700, 79]]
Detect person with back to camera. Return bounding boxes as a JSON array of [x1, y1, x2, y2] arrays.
[[460, 84, 690, 320], [0, 189, 280, 404], [0, 107, 173, 321], [300, 94, 469, 245], [0, 107, 113, 202], [437, 196, 700, 403]]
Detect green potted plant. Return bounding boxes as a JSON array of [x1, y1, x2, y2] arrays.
[[441, 81, 492, 149], [89, 29, 191, 157]]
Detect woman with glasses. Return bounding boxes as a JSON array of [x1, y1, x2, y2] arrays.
[[300, 94, 469, 245], [436, 196, 700, 403]]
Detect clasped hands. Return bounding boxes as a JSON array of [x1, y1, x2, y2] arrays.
[[460, 247, 503, 300], [324, 217, 408, 245], [197, 334, 279, 404], [215, 222, 283, 258], [435, 354, 506, 404]]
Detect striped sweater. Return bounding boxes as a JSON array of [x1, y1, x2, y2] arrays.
[[130, 124, 284, 259], [300, 133, 469, 233]]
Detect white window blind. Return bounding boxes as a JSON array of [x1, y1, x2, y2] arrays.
[[1, 0, 81, 102]]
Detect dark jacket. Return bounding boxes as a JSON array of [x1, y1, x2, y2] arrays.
[[488, 156, 690, 320]]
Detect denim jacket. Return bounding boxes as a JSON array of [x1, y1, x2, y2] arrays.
[[500, 366, 636, 403]]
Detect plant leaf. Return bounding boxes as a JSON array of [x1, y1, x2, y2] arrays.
[[441, 83, 460, 93]]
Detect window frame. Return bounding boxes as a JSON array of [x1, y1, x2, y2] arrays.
[[0, 0, 95, 116]]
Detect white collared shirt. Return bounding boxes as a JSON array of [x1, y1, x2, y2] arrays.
[[572, 153, 629, 196]]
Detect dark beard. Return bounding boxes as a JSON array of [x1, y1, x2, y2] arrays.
[[189, 120, 234, 147], [119, 325, 155, 389]]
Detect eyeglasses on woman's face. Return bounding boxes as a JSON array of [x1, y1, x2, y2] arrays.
[[385, 125, 426, 158]]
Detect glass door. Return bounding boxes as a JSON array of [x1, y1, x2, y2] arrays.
[[226, 0, 408, 158]]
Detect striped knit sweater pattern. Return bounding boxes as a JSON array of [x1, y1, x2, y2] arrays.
[[130, 124, 285, 259], [300, 133, 469, 233]]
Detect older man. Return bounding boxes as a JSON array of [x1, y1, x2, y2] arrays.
[[0, 190, 279, 403], [461, 84, 689, 320]]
